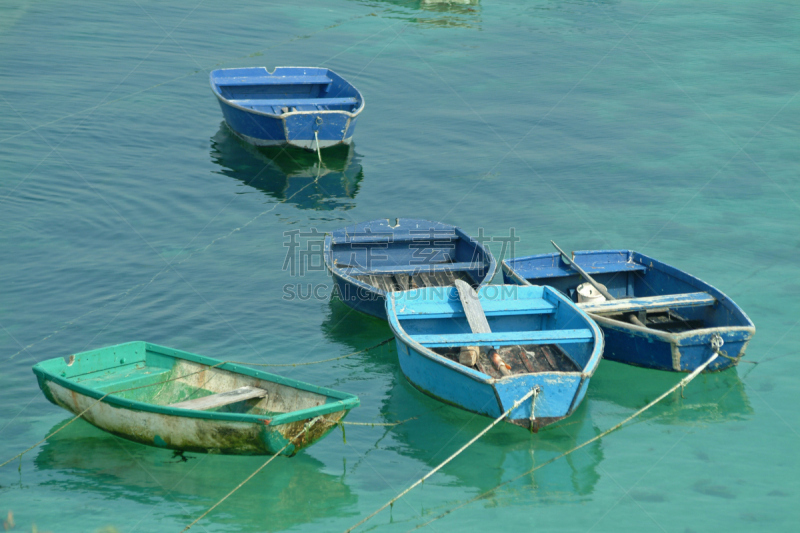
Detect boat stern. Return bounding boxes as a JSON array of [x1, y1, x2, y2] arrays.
[[284, 112, 352, 150], [493, 372, 585, 431]]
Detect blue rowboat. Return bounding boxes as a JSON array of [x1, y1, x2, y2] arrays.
[[210, 67, 364, 150], [502, 250, 755, 372], [385, 284, 604, 430], [324, 218, 497, 320], [33, 342, 359, 456]]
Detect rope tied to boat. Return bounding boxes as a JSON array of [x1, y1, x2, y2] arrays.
[[341, 416, 418, 427], [708, 332, 751, 364], [343, 387, 539, 533], [182, 416, 323, 533], [529, 387, 540, 431], [406, 350, 721, 531], [313, 116, 323, 165]]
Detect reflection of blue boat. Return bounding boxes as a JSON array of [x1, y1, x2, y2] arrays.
[[323, 218, 496, 320], [210, 67, 364, 150], [381, 363, 604, 497], [590, 359, 753, 425], [503, 250, 756, 372], [210, 124, 363, 211], [385, 284, 603, 430]]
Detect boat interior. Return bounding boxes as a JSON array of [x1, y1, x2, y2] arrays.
[[508, 251, 744, 334], [392, 285, 596, 377], [213, 67, 361, 115], [330, 231, 490, 292], [352, 270, 478, 292], [433, 344, 580, 380], [52, 343, 333, 417]]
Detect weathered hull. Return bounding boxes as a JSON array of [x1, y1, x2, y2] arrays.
[[38, 379, 342, 456], [210, 66, 364, 152], [591, 316, 753, 372], [330, 269, 388, 320], [217, 99, 355, 150], [32, 342, 358, 456], [501, 250, 756, 373], [394, 338, 587, 431]]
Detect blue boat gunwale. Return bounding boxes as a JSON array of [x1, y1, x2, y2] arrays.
[[210, 66, 365, 120], [32, 341, 360, 426], [385, 285, 604, 385], [324, 218, 498, 298], [501, 250, 756, 343]]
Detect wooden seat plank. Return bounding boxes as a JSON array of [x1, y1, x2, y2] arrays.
[[231, 97, 357, 108], [412, 329, 593, 348], [579, 292, 715, 315], [331, 233, 457, 245], [215, 75, 332, 86], [169, 386, 267, 411], [395, 297, 555, 320], [340, 261, 484, 275]]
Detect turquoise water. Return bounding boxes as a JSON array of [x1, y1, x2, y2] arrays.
[[1, 0, 798, 531]]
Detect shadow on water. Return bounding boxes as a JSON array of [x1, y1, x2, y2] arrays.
[[361, 0, 481, 29], [589, 360, 753, 425], [210, 123, 363, 211], [319, 297, 397, 393], [322, 297, 394, 354], [381, 376, 604, 501], [34, 419, 358, 531]]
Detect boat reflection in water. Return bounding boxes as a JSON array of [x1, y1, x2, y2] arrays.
[[34, 419, 358, 531], [590, 360, 753, 425], [381, 374, 604, 501], [368, 0, 481, 29], [210, 124, 363, 211]]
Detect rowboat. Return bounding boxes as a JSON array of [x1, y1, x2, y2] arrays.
[[385, 282, 603, 430], [210, 67, 364, 150], [502, 249, 755, 372], [380, 355, 603, 495], [324, 218, 497, 320], [32, 342, 359, 456]]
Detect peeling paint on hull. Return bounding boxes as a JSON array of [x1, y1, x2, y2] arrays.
[[33, 342, 359, 456], [45, 381, 343, 455]]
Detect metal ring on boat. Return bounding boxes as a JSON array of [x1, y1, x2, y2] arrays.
[[711, 333, 724, 353]]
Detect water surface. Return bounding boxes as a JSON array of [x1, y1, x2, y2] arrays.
[[1, 0, 798, 531]]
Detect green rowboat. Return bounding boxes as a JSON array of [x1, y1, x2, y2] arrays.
[[33, 341, 359, 456]]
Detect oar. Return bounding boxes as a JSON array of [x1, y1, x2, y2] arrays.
[[550, 241, 646, 328]]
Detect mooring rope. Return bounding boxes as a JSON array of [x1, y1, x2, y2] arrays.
[[1, 338, 392, 469], [406, 350, 721, 531], [344, 387, 539, 533], [342, 416, 418, 427], [181, 417, 323, 533], [314, 130, 323, 165]]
